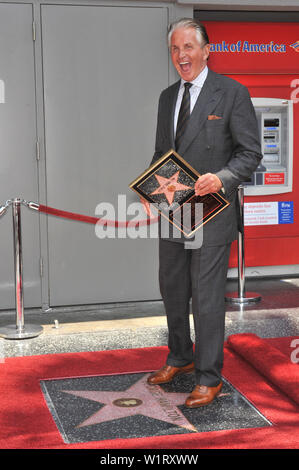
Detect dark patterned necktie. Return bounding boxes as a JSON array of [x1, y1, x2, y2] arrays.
[[175, 82, 192, 151]]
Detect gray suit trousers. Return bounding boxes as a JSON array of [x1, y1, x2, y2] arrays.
[[159, 238, 231, 387]]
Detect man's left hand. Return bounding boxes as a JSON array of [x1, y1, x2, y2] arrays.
[[194, 173, 223, 196]]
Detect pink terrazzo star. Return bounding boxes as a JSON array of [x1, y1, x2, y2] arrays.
[[62, 373, 197, 432], [150, 171, 193, 205]]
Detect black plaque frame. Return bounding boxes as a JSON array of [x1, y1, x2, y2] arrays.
[[130, 149, 230, 237]]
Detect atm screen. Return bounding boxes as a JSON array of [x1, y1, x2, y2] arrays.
[[264, 118, 280, 127]]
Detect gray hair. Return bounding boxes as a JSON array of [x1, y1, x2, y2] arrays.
[[167, 18, 210, 48]]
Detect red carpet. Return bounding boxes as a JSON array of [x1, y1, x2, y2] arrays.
[[0, 334, 298, 449], [227, 333, 299, 406]]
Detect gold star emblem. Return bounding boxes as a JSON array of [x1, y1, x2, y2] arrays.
[[150, 171, 193, 205]]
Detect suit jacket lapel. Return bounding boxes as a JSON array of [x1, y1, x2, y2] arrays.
[[177, 70, 225, 156]]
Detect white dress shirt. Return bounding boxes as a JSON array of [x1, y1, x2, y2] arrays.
[[174, 66, 208, 135]]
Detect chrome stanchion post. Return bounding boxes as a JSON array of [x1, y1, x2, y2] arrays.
[[14, 198, 25, 334], [237, 185, 246, 300], [0, 198, 43, 339], [226, 186, 261, 304]]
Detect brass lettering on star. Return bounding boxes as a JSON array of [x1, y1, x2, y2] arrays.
[[113, 398, 143, 408]]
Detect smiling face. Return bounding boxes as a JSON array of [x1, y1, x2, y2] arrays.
[[170, 27, 210, 82]]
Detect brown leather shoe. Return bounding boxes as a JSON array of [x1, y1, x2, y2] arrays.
[[185, 382, 223, 408], [147, 363, 195, 385]]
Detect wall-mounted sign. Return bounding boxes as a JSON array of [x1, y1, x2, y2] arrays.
[[202, 21, 299, 74], [244, 201, 294, 226]]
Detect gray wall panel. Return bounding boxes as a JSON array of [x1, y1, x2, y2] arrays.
[[0, 3, 41, 309], [41, 4, 169, 305]]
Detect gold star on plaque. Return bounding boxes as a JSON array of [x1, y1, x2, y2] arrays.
[[150, 171, 193, 205]]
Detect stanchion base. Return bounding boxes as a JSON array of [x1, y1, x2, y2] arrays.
[[225, 292, 262, 304], [0, 324, 43, 340]]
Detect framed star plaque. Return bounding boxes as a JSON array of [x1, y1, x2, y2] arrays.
[[129, 149, 230, 237]]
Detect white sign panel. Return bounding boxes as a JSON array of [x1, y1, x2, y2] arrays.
[[244, 202, 278, 226], [244, 201, 294, 226]]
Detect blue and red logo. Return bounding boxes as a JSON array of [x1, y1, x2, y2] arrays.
[[290, 41, 299, 52]]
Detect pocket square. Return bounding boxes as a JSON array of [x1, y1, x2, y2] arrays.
[[208, 115, 222, 120]]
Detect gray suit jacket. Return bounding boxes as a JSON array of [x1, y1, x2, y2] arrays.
[[151, 68, 263, 246]]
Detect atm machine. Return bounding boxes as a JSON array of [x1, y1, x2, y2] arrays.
[[247, 98, 293, 196]]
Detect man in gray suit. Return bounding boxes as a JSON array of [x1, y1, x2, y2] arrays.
[[144, 18, 262, 407]]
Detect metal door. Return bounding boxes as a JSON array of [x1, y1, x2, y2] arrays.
[[41, 4, 169, 305], [0, 3, 41, 309]]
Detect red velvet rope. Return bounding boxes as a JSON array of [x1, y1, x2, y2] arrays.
[[38, 204, 158, 227]]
